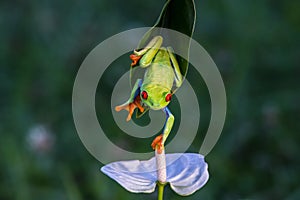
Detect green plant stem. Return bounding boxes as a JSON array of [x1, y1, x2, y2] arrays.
[[157, 182, 165, 200]]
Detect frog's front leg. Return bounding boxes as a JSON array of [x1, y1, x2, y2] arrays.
[[151, 107, 174, 154], [115, 79, 144, 121], [167, 47, 183, 88], [130, 36, 163, 67]]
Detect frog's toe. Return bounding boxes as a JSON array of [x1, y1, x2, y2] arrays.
[[116, 96, 144, 121], [115, 103, 135, 121], [126, 103, 136, 121], [130, 54, 141, 67], [115, 104, 129, 112], [133, 96, 144, 113], [151, 134, 163, 154]]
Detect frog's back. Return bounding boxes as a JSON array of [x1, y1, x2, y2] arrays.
[[142, 48, 174, 89], [144, 63, 174, 88]]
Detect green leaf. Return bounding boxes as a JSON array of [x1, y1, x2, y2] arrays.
[[137, 0, 196, 83], [138, 0, 196, 47]]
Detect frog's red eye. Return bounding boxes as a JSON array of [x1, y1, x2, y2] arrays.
[[165, 93, 172, 102], [141, 91, 148, 99]]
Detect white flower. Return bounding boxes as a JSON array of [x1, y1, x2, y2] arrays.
[[101, 152, 209, 196]]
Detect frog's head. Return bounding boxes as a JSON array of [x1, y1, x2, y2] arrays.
[[140, 84, 172, 110]]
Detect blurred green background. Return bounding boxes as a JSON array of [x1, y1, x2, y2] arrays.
[[1, 0, 299, 199]]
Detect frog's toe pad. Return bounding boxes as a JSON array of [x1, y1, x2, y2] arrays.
[[115, 105, 129, 112]]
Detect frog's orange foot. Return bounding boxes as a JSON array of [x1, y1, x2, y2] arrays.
[[151, 134, 163, 154], [134, 95, 144, 113], [115, 103, 135, 121], [115, 96, 144, 121], [130, 54, 142, 67]]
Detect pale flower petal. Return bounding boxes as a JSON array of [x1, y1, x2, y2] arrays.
[[101, 153, 209, 195], [101, 159, 157, 193], [166, 153, 209, 196]]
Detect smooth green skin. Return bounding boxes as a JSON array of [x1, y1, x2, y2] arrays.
[[118, 36, 183, 145]]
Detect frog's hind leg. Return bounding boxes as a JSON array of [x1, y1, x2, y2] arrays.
[[151, 107, 174, 154], [130, 36, 163, 67], [115, 79, 144, 121], [167, 47, 183, 88]]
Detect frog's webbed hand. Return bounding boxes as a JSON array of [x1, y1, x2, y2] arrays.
[[151, 107, 174, 154], [130, 36, 163, 67], [115, 79, 144, 121], [167, 47, 183, 88]]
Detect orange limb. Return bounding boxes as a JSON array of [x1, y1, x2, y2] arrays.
[[151, 134, 163, 154], [130, 54, 142, 67], [115, 96, 144, 121]]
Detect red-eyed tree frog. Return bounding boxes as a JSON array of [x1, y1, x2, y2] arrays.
[[115, 36, 183, 154]]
